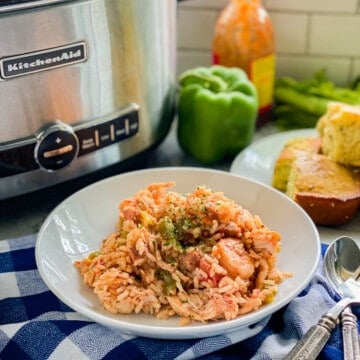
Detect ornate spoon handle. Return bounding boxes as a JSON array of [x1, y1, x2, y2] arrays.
[[342, 306, 360, 360], [285, 298, 352, 360], [284, 313, 337, 360]]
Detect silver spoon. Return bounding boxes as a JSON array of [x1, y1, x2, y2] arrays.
[[285, 236, 360, 360], [324, 236, 360, 360]]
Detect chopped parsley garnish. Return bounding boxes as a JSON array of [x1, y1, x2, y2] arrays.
[[156, 269, 177, 295]]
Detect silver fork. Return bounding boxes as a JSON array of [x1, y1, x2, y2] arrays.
[[285, 265, 360, 360]]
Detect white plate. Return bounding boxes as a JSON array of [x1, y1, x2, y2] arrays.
[[230, 130, 360, 244], [35, 167, 320, 340]]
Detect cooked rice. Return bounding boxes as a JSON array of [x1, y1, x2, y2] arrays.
[[74, 182, 288, 323]]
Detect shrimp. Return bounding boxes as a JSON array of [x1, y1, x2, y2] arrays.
[[252, 229, 281, 255], [212, 238, 255, 279]]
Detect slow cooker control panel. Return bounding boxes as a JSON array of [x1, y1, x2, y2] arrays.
[[0, 104, 139, 177], [76, 108, 139, 156], [35, 123, 79, 171]]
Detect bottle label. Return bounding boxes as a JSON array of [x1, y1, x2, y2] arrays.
[[250, 54, 275, 112]]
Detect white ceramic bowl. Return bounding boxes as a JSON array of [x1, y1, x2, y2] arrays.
[[35, 167, 320, 340]]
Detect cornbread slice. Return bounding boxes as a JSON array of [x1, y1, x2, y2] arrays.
[[286, 151, 360, 226], [272, 137, 322, 191], [317, 102, 360, 167]]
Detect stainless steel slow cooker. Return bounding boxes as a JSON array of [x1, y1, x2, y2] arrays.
[[0, 0, 176, 199]]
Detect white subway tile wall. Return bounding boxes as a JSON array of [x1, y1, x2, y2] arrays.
[[177, 0, 360, 85]]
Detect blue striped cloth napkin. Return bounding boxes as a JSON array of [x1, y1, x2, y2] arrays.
[[0, 235, 352, 359]]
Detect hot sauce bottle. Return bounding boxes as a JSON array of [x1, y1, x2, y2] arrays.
[[212, 0, 275, 127]]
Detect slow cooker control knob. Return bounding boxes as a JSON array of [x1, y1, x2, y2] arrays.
[[34, 122, 79, 171]]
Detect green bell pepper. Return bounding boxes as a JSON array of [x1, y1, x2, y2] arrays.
[[177, 65, 258, 164]]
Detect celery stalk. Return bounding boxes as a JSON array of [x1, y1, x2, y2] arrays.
[[274, 86, 328, 116]]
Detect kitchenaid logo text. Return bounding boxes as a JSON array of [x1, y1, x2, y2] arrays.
[[0, 42, 87, 79]]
